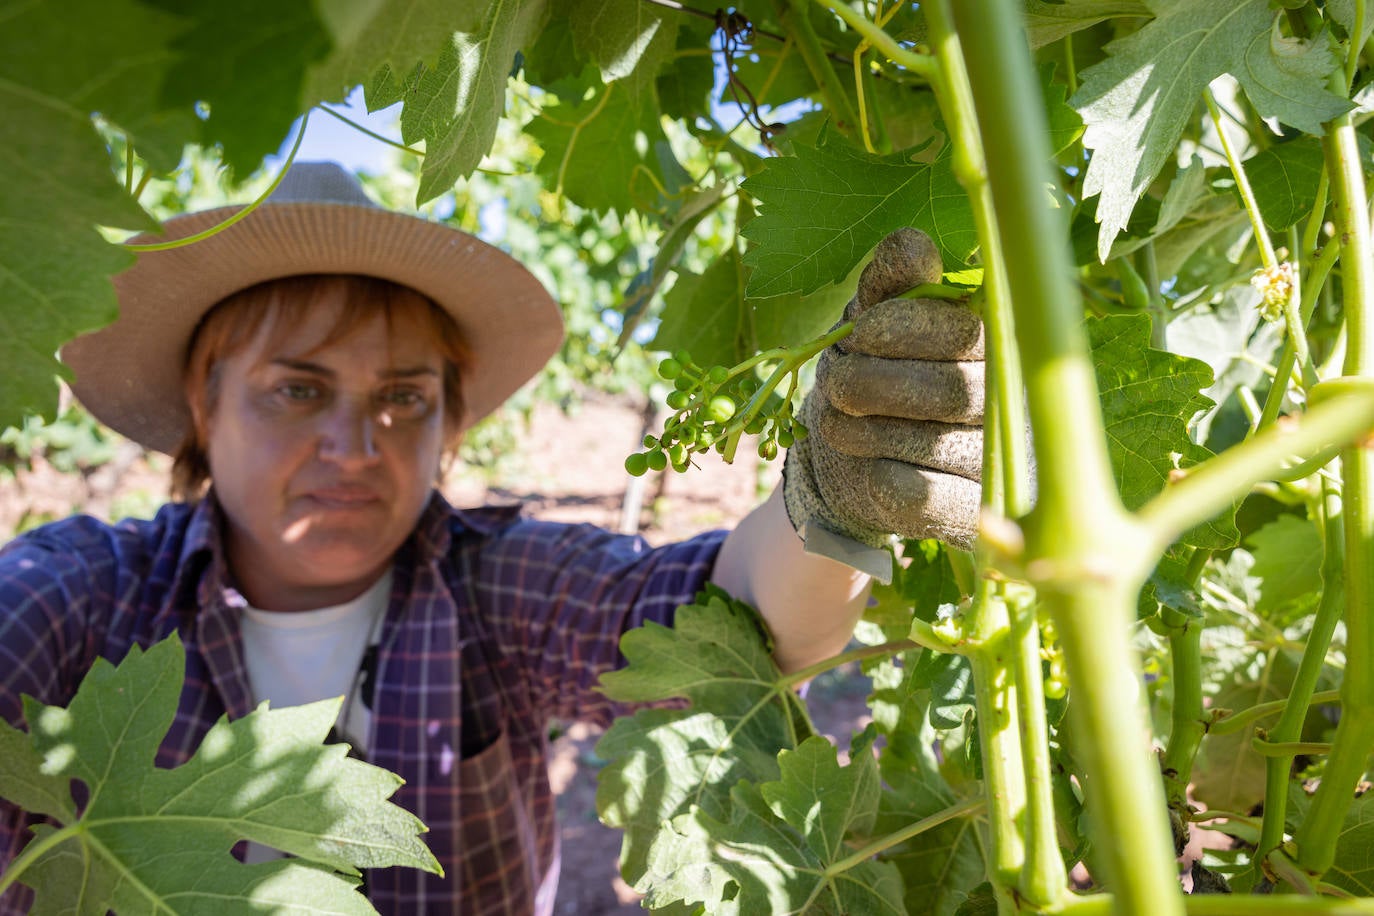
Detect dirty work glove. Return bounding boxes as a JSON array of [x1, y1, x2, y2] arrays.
[[783, 228, 984, 578]]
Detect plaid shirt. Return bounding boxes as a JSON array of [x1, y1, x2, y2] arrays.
[[0, 491, 724, 914]]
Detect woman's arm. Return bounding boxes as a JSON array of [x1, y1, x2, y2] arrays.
[[709, 485, 871, 674]]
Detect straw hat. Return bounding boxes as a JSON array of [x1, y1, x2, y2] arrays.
[[62, 161, 565, 455]]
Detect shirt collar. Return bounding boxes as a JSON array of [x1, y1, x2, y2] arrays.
[[167, 488, 525, 609]]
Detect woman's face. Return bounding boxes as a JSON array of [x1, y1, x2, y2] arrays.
[[203, 286, 447, 611]]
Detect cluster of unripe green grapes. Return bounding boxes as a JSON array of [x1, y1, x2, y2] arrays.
[[623, 350, 809, 476]]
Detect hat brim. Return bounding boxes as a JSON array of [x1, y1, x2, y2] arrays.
[[62, 200, 564, 455]]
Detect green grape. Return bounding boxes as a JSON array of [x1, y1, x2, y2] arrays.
[[745, 417, 765, 435], [677, 426, 697, 445], [697, 429, 716, 448], [624, 452, 649, 477], [777, 428, 795, 448], [793, 421, 809, 441], [657, 357, 682, 380], [674, 375, 694, 392], [668, 443, 688, 467], [759, 438, 778, 461], [667, 390, 690, 410], [646, 449, 668, 471], [708, 365, 729, 385], [674, 349, 693, 367], [705, 395, 736, 423], [642, 434, 659, 449]]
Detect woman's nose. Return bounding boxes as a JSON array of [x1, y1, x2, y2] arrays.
[[317, 399, 379, 465]]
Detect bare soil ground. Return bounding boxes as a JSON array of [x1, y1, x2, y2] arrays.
[[0, 388, 874, 915]]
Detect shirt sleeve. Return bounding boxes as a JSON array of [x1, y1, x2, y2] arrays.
[[0, 520, 122, 913], [469, 520, 727, 726]]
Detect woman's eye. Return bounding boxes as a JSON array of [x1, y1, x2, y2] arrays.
[[276, 382, 320, 401], [380, 388, 427, 411]]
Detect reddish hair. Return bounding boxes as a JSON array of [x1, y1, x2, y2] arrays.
[[172, 274, 471, 501]]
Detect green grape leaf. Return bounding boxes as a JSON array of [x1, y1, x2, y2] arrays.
[[1089, 313, 1240, 549], [869, 662, 985, 916], [306, 0, 486, 104], [1040, 63, 1084, 157], [1246, 139, 1326, 233], [657, 17, 718, 120], [0, 719, 75, 823], [750, 274, 853, 354], [4, 0, 195, 178], [1246, 514, 1323, 624], [0, 0, 186, 430], [639, 742, 905, 915], [1162, 285, 1281, 448], [1023, 0, 1150, 49], [761, 734, 881, 861], [866, 539, 962, 640], [1285, 784, 1374, 896], [521, 10, 587, 91], [595, 587, 813, 886], [569, 0, 680, 107], [928, 654, 977, 731], [617, 182, 730, 347], [649, 250, 748, 368], [1239, 24, 1353, 136], [1139, 544, 1203, 620], [396, 0, 551, 204], [528, 80, 667, 215], [1329, 0, 1374, 46], [1073, 0, 1351, 260], [867, 78, 944, 154], [649, 250, 857, 366], [162, 1, 333, 177], [877, 775, 984, 916], [1193, 646, 1321, 815], [5, 634, 439, 913], [1154, 155, 1209, 236], [741, 136, 976, 298]]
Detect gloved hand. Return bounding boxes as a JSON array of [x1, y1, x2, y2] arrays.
[[782, 228, 985, 568]]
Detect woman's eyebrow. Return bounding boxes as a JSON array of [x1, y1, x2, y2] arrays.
[[268, 358, 439, 379], [378, 366, 441, 379], [271, 357, 333, 376]]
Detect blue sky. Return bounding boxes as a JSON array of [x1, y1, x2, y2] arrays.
[[287, 88, 402, 173]]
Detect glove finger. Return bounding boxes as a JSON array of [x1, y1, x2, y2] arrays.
[[841, 297, 984, 360], [866, 459, 980, 549], [854, 228, 944, 311], [815, 404, 982, 481], [819, 350, 984, 424]]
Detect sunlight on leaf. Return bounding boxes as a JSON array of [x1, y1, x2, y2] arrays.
[[2, 635, 438, 914]]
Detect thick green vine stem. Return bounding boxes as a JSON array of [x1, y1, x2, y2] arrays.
[[920, 1, 1058, 908], [949, 1, 1184, 913], [1296, 96, 1374, 878], [1159, 613, 1205, 816], [1253, 478, 1344, 876]]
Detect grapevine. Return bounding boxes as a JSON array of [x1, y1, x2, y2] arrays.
[[11, 0, 1374, 913]]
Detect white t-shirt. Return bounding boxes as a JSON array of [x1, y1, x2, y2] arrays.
[[238, 570, 390, 863]]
